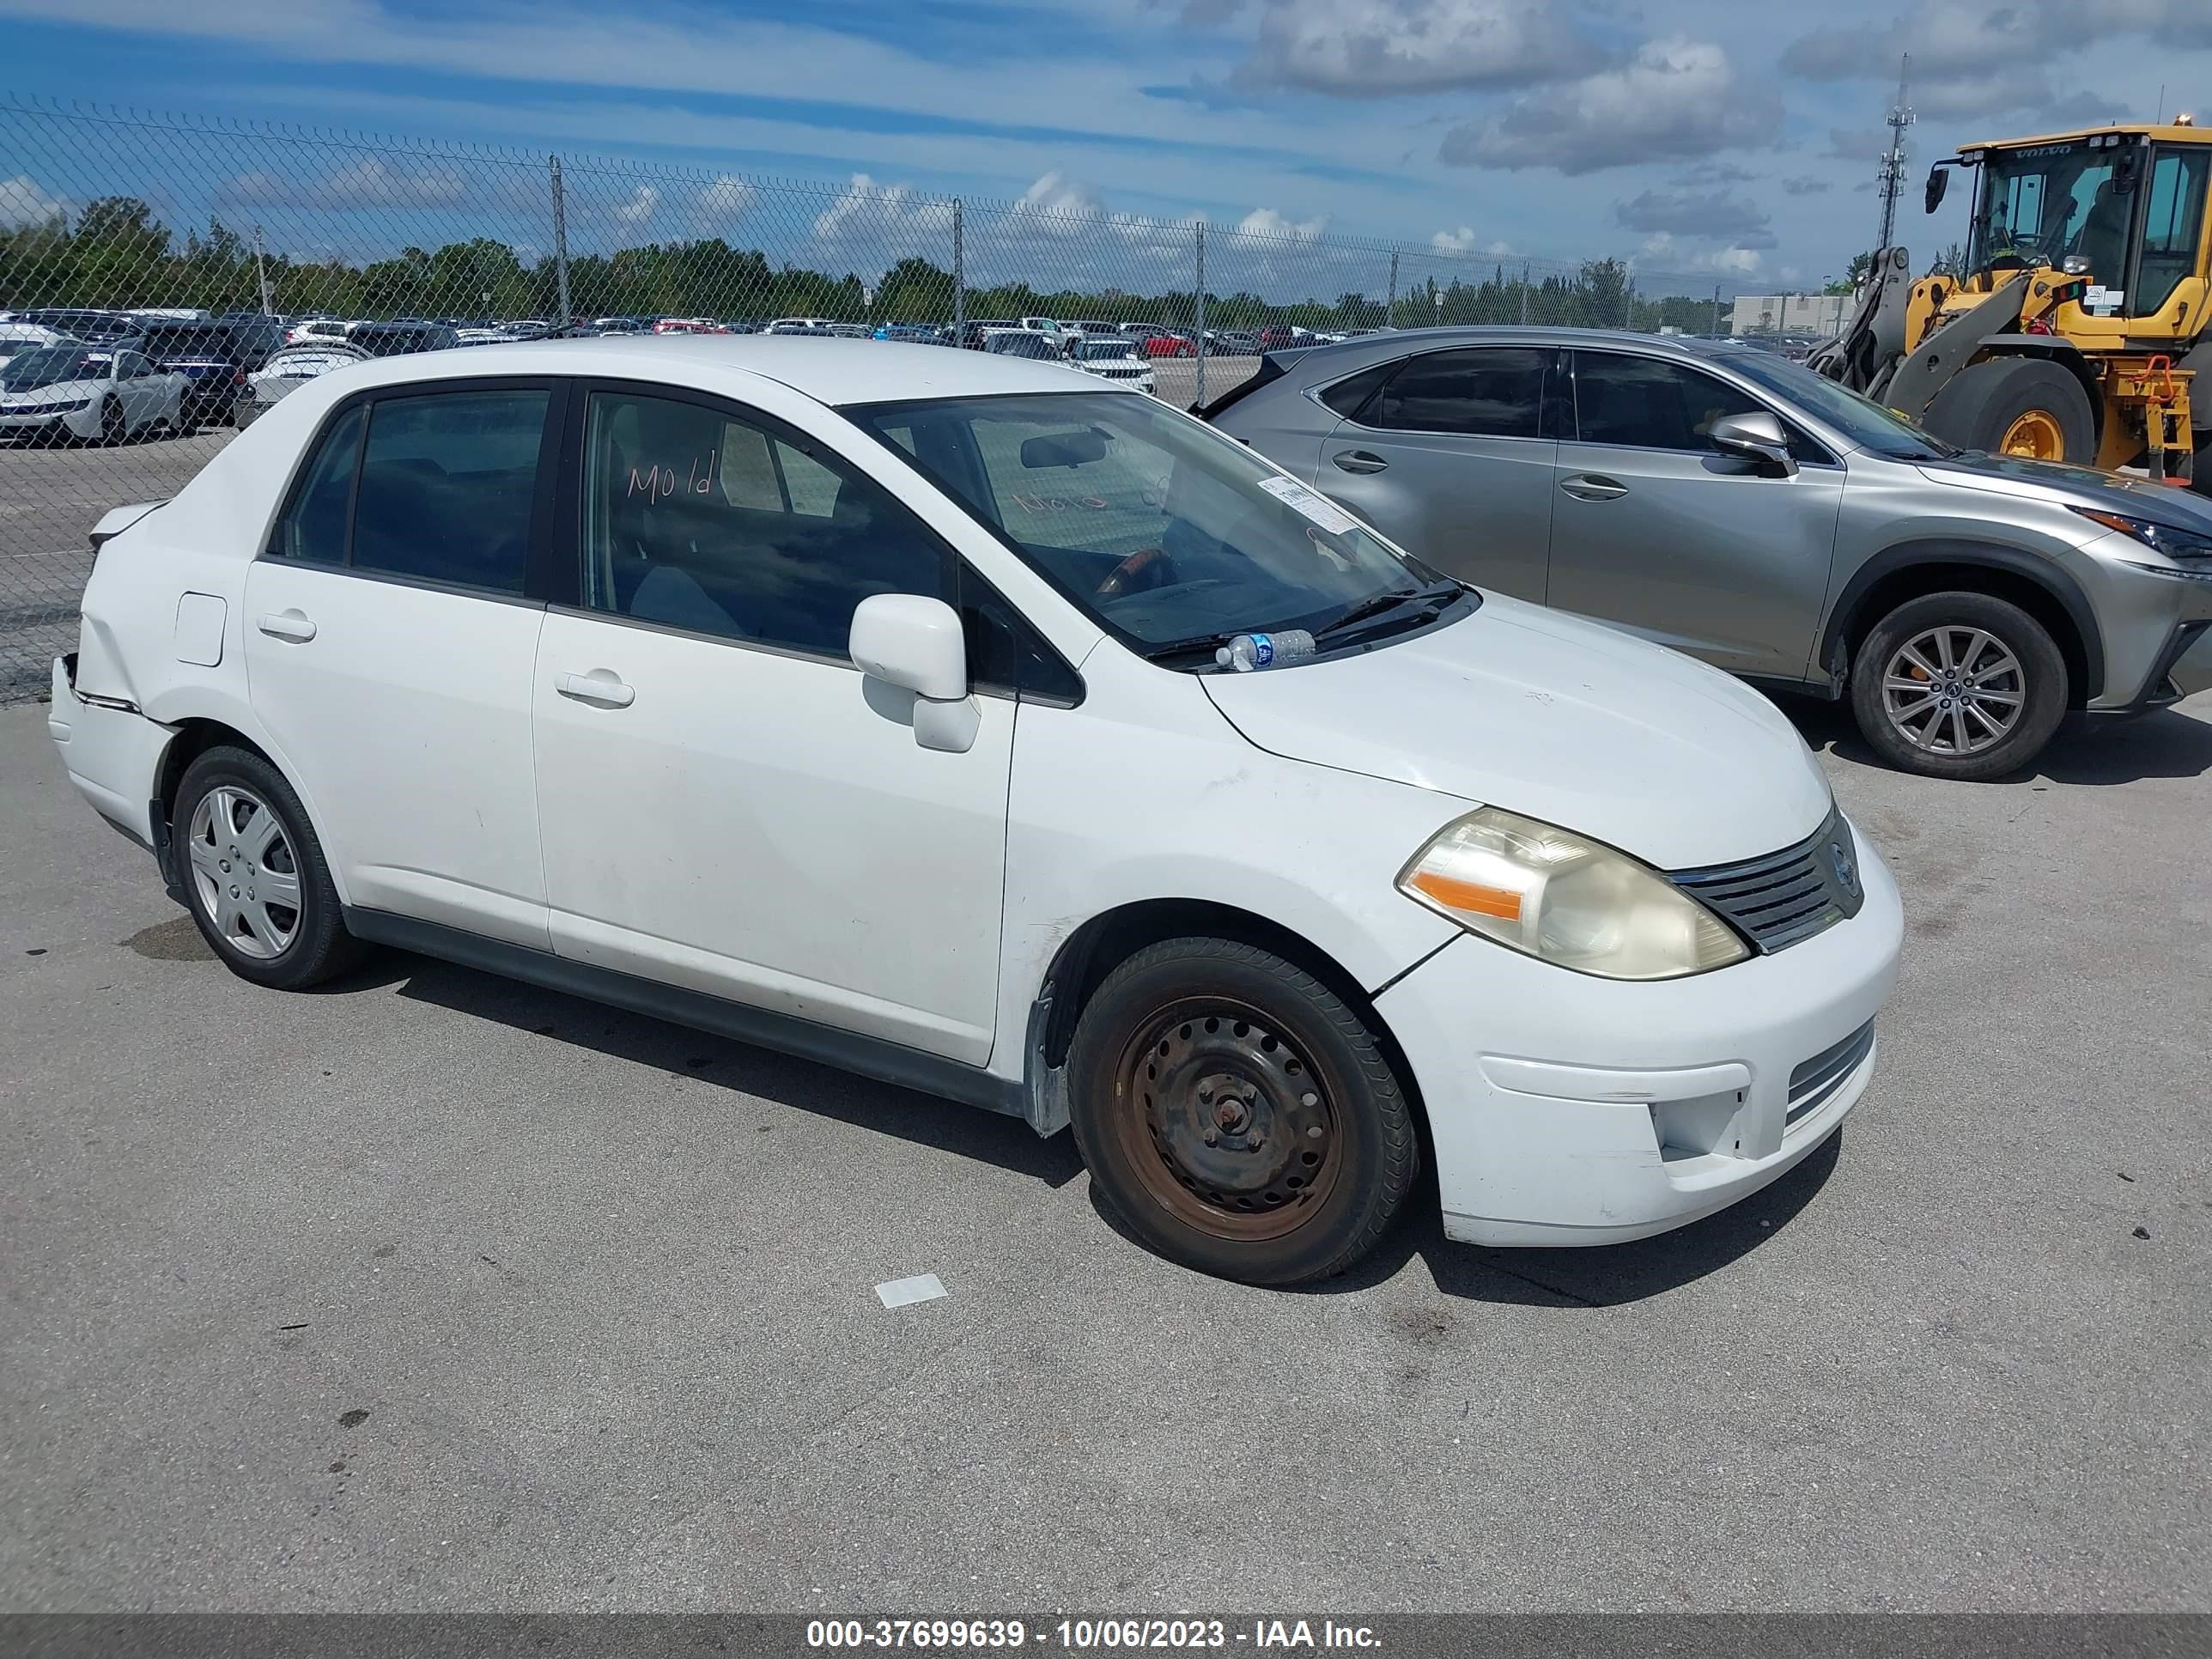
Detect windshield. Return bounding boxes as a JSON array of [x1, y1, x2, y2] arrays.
[[1075, 341, 1136, 361], [987, 334, 1053, 357], [0, 347, 106, 390], [848, 392, 1462, 660], [1970, 142, 2123, 277], [1714, 349, 1961, 460]]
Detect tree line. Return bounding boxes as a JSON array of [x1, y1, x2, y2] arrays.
[[3, 196, 1729, 335]]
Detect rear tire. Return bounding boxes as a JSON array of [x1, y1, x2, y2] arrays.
[[1849, 590, 2067, 780], [172, 746, 368, 989], [1923, 357, 2095, 464], [99, 398, 125, 446], [1067, 937, 1419, 1285]]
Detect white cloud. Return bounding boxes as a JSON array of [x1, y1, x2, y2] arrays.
[[1636, 232, 1765, 276], [811, 172, 953, 243], [219, 155, 473, 210], [1431, 225, 1477, 253], [1440, 39, 1781, 174], [1231, 0, 1599, 96], [1236, 205, 1327, 241], [613, 183, 659, 225], [691, 174, 756, 234], [0, 173, 69, 228]]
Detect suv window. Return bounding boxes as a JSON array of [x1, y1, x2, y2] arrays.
[[1358, 347, 1553, 438], [346, 389, 549, 591], [580, 390, 951, 657], [270, 404, 366, 565], [2135, 149, 2209, 317], [1569, 351, 1830, 461], [1317, 360, 1400, 417]]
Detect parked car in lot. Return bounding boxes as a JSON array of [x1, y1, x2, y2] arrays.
[[1206, 327, 2212, 778], [49, 336, 1900, 1285], [1211, 330, 1259, 356], [0, 343, 185, 445], [287, 317, 354, 346], [348, 322, 462, 357], [768, 316, 835, 335], [0, 320, 74, 368], [1135, 328, 1198, 358], [240, 341, 372, 425], [1067, 336, 1157, 393], [130, 319, 284, 428], [960, 319, 1019, 350], [982, 329, 1060, 361], [14, 307, 141, 346], [1018, 316, 1079, 355]]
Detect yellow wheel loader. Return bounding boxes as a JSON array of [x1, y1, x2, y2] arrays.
[[1809, 121, 2212, 491]]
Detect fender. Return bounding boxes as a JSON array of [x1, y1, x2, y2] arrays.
[[1819, 538, 2105, 703]]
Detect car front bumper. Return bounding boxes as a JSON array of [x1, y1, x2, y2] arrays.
[[0, 405, 94, 438], [1376, 815, 1904, 1247]]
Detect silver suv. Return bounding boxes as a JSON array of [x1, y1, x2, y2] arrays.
[[1206, 327, 2212, 778]]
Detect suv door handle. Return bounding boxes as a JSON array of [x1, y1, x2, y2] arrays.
[[1559, 474, 1628, 501], [1331, 449, 1389, 474], [256, 609, 316, 642], [556, 670, 635, 708]]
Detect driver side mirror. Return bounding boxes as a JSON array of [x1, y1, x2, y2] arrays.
[[849, 592, 978, 753], [1708, 411, 1799, 477], [1924, 166, 1948, 215]]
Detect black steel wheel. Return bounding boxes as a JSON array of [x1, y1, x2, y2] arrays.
[[1067, 937, 1418, 1285]]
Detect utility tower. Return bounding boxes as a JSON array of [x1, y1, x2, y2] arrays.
[[1873, 53, 1914, 253]]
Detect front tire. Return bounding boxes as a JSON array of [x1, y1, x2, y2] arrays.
[[172, 746, 367, 989], [1923, 357, 2095, 464], [98, 398, 125, 446], [1067, 938, 1419, 1285], [1849, 591, 2067, 780]]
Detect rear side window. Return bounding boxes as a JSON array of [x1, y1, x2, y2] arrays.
[[349, 390, 549, 592], [1361, 347, 1551, 439], [270, 404, 365, 565], [1316, 360, 1399, 418]]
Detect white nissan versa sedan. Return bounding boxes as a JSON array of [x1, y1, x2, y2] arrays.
[[49, 337, 1903, 1285]]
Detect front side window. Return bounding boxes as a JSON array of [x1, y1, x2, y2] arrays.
[[580, 390, 951, 656], [1358, 347, 1551, 439], [846, 392, 1461, 661], [1570, 353, 1777, 453], [349, 389, 549, 591]]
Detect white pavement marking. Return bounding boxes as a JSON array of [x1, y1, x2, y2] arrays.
[[874, 1273, 948, 1309]]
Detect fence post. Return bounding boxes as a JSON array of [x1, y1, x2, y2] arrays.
[[952, 198, 965, 342], [1520, 262, 1530, 325], [1624, 261, 1636, 330], [1387, 248, 1398, 331], [550, 155, 573, 327], [1193, 222, 1206, 409]]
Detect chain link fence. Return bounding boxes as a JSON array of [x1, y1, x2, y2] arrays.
[[0, 96, 1741, 701]]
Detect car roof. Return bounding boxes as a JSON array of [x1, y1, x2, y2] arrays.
[[1269, 325, 1780, 370], [308, 334, 1111, 406]]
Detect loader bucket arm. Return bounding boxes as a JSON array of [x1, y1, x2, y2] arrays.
[[1807, 246, 1914, 394]]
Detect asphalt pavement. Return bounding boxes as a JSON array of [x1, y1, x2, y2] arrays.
[[2, 686, 2208, 1612]]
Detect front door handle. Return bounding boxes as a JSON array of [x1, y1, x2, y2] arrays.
[[256, 609, 316, 642], [1331, 449, 1389, 474], [1559, 474, 1629, 501], [556, 669, 635, 708]]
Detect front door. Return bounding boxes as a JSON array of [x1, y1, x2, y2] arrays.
[[1545, 349, 1844, 680], [244, 383, 556, 947], [531, 386, 1013, 1065], [1311, 343, 1560, 603]]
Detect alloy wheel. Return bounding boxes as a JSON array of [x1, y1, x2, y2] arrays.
[[1881, 626, 2026, 757], [185, 785, 303, 959]]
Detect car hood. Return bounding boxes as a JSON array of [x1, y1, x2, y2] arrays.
[[1913, 451, 2212, 531], [1200, 595, 1833, 871], [0, 378, 98, 402]]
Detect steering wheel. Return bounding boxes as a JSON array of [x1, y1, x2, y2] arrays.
[[1097, 547, 1176, 598]]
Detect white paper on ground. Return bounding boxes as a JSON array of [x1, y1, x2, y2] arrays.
[[875, 1273, 948, 1308], [1255, 475, 1361, 536]]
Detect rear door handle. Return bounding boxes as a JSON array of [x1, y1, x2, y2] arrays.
[[556, 670, 635, 708], [256, 609, 316, 642], [1331, 449, 1389, 475], [1559, 474, 1628, 501]]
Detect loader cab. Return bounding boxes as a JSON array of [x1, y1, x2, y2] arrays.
[[1936, 126, 2212, 331]]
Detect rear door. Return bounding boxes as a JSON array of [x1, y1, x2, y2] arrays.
[[1311, 344, 1561, 602], [1546, 349, 1844, 679], [245, 380, 560, 947]]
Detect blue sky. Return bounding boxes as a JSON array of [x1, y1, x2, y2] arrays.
[[5, 0, 2212, 297]]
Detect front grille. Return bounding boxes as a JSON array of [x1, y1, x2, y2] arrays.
[[1787, 1020, 1875, 1124], [1667, 805, 1864, 955]]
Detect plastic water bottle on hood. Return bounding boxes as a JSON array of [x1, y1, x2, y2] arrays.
[[1215, 629, 1316, 672]]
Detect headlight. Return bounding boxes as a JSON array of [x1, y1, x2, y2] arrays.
[[1397, 806, 1750, 981], [2071, 506, 2212, 562]]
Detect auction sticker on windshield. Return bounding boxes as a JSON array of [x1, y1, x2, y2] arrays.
[[1255, 475, 1361, 536]]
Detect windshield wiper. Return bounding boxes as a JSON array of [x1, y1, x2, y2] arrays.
[[1138, 631, 1243, 666], [1313, 580, 1464, 641]]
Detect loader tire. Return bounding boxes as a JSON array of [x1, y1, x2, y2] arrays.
[[1924, 357, 2095, 465]]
